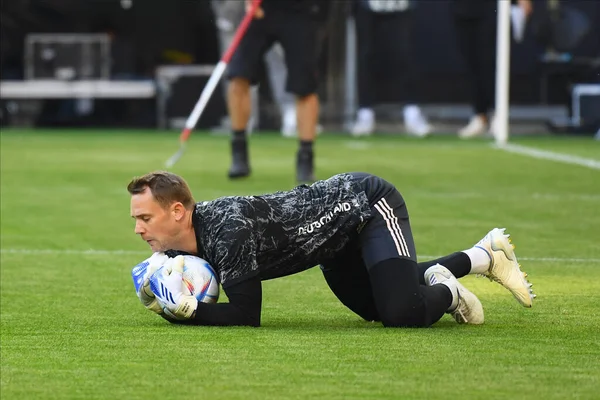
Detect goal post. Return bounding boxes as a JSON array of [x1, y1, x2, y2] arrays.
[[494, 0, 512, 146]]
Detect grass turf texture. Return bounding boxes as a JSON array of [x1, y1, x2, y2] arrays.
[[1, 129, 599, 399]]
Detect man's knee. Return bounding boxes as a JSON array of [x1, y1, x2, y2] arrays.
[[228, 78, 251, 96], [369, 259, 430, 328]]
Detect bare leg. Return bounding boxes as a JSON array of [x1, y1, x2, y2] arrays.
[[296, 93, 318, 142], [228, 78, 252, 130], [227, 78, 252, 178]]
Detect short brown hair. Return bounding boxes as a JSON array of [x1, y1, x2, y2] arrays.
[[127, 171, 195, 210]]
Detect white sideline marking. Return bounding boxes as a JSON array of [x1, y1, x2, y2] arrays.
[[518, 257, 600, 263], [421, 255, 600, 264], [1, 249, 599, 263], [497, 143, 600, 170], [342, 141, 486, 150], [407, 191, 600, 201]]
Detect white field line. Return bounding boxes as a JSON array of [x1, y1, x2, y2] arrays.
[[343, 141, 488, 150], [405, 191, 600, 201], [497, 143, 600, 170], [1, 248, 599, 263]]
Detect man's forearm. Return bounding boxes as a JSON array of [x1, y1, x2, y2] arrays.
[[186, 276, 262, 327]]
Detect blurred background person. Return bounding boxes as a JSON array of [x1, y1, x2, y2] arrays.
[[226, 0, 323, 183], [212, 0, 297, 136], [267, 43, 300, 137], [453, 0, 533, 138], [350, 0, 431, 137]]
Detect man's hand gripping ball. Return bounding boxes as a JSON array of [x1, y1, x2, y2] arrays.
[[132, 252, 169, 315], [150, 256, 198, 320]]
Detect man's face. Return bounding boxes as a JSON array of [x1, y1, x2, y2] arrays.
[[130, 188, 180, 252]]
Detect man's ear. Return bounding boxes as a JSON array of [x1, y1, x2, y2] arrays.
[[171, 202, 186, 221]]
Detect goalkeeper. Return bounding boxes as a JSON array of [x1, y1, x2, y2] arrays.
[[128, 171, 534, 327]]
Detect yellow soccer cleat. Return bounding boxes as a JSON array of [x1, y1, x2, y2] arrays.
[[475, 228, 535, 307]]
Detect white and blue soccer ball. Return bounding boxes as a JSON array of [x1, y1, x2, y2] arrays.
[[180, 255, 220, 303], [132, 254, 219, 304]]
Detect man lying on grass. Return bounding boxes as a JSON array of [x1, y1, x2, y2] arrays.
[[128, 171, 534, 327]]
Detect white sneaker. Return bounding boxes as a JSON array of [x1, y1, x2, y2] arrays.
[[404, 105, 431, 137], [425, 264, 485, 325], [281, 107, 297, 137], [458, 115, 487, 138], [351, 108, 375, 137], [351, 120, 374, 136], [475, 228, 535, 307]]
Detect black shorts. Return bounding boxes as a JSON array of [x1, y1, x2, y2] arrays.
[[226, 9, 319, 97], [359, 178, 417, 267], [320, 174, 417, 270]]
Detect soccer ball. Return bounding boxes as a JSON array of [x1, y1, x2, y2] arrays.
[[131, 253, 220, 304], [180, 255, 220, 303]]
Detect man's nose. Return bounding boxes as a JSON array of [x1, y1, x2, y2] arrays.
[[135, 221, 145, 234]]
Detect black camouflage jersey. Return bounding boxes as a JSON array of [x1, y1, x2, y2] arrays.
[[192, 173, 374, 288]]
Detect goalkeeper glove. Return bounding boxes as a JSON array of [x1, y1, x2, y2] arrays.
[[150, 255, 198, 320], [132, 252, 169, 315]]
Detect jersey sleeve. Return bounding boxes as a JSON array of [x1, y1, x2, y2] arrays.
[[191, 276, 262, 326]]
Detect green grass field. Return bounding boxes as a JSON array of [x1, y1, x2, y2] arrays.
[[1, 129, 599, 400]]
